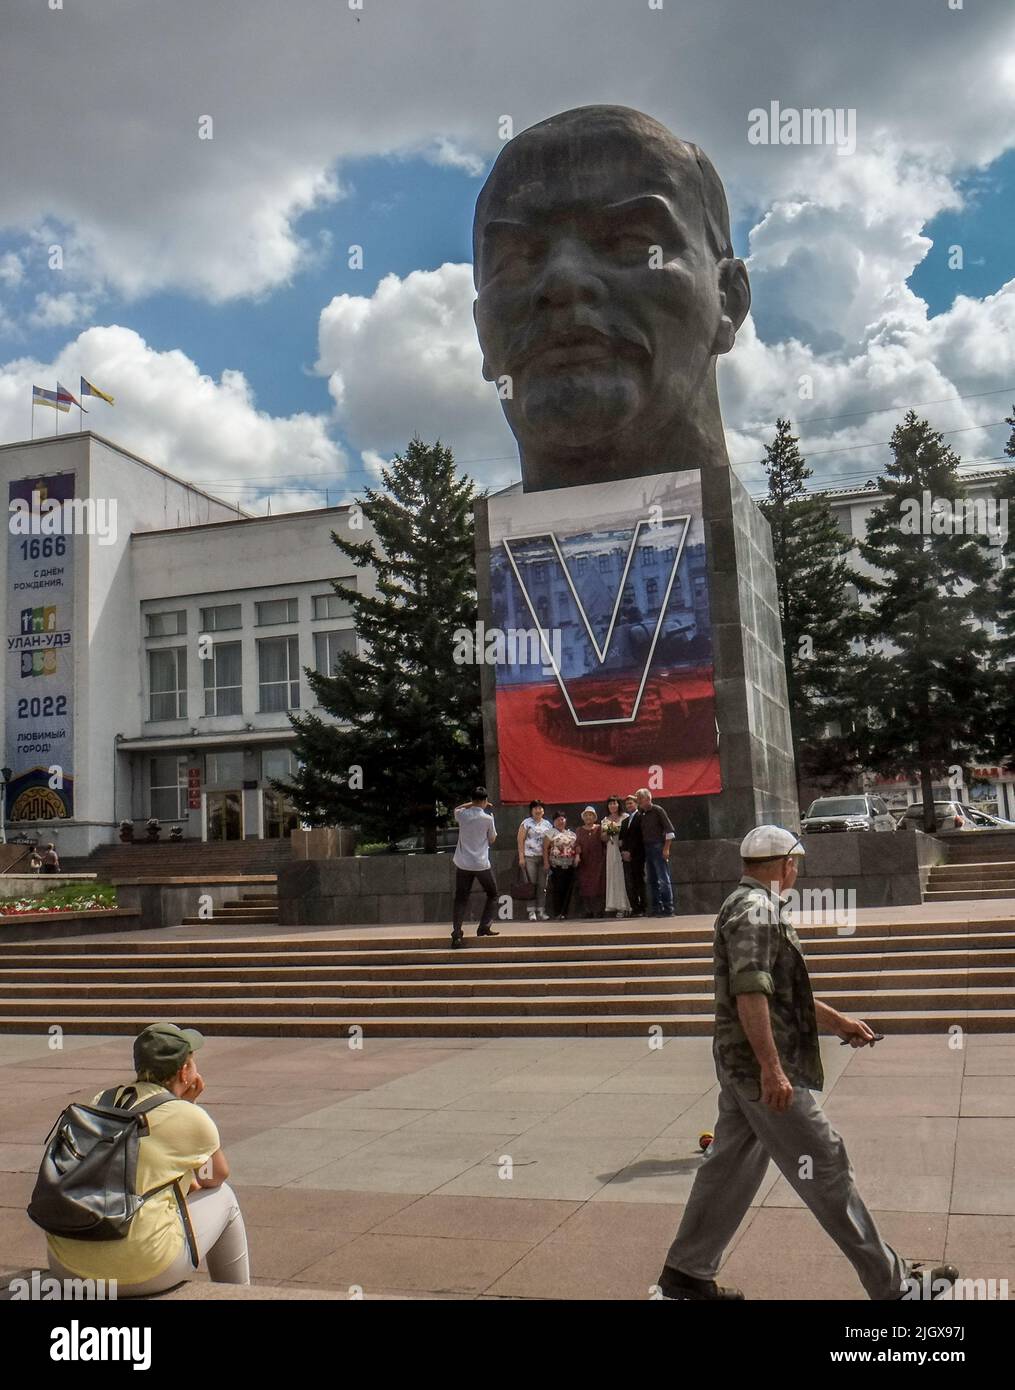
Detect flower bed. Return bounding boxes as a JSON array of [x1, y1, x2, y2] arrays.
[[0, 883, 116, 916]]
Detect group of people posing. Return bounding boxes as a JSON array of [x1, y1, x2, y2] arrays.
[[517, 793, 676, 922], [449, 786, 677, 948]]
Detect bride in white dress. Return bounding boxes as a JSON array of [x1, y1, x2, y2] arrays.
[[601, 796, 631, 918]]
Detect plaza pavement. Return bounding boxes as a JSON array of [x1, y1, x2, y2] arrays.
[[1, 1027, 1013, 1299]]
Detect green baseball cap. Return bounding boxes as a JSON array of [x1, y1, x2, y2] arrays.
[[133, 1022, 204, 1075]]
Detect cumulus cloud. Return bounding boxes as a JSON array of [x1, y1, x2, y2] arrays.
[[0, 325, 346, 512], [314, 260, 1015, 499], [0, 0, 1011, 306], [317, 263, 517, 489]]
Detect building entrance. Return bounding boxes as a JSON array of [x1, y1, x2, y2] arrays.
[[206, 789, 243, 841]]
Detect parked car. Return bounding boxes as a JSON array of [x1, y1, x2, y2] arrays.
[[956, 804, 1015, 830], [801, 795, 897, 833], [899, 800, 980, 833], [394, 827, 460, 853]]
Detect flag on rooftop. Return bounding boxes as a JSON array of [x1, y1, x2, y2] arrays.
[[80, 376, 114, 405], [32, 385, 69, 412]]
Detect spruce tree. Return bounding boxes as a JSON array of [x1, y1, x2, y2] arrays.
[[758, 417, 860, 793], [278, 438, 483, 851], [851, 412, 996, 830]]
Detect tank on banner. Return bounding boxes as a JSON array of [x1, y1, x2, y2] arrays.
[[486, 471, 718, 804]]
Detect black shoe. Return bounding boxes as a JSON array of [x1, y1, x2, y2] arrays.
[[890, 1264, 960, 1300], [450, 932, 465, 949], [658, 1266, 745, 1301], [477, 926, 500, 937]]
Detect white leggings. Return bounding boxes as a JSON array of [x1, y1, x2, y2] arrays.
[[50, 1182, 250, 1297]]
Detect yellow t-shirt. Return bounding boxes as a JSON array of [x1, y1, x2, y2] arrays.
[[47, 1082, 220, 1285]]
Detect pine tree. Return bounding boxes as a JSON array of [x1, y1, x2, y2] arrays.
[[278, 438, 483, 851], [758, 417, 861, 793], [850, 412, 996, 830]]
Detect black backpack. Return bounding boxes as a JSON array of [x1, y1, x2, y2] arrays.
[[27, 1085, 198, 1266]]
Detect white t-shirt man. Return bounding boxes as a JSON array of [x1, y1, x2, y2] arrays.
[[453, 804, 497, 872]]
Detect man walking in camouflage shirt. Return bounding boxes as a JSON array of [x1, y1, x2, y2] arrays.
[[657, 825, 958, 1302]]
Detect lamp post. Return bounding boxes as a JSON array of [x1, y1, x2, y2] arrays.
[[0, 767, 12, 845]]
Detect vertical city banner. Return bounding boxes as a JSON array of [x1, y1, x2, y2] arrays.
[[5, 473, 76, 819], [486, 470, 720, 804]]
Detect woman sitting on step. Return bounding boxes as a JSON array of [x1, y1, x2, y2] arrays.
[[45, 1024, 250, 1296]]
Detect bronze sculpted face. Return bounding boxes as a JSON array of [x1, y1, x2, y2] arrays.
[[473, 106, 750, 492]]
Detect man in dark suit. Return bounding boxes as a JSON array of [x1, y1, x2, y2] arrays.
[[619, 793, 646, 916]]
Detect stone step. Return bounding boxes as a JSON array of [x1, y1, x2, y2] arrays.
[[8, 945, 1015, 984], [4, 918, 1014, 957], [1, 1009, 1012, 1037], [5, 966, 1014, 1001], [3, 927, 1014, 969], [928, 863, 1015, 878], [179, 911, 280, 923], [2, 986, 1010, 1018], [923, 889, 1015, 901]]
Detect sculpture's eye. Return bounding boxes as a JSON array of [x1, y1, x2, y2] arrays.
[[485, 229, 543, 278]]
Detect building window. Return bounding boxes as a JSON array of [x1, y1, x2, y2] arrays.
[[258, 635, 300, 712], [149, 648, 187, 720], [147, 610, 186, 638], [314, 629, 356, 676], [206, 750, 245, 787], [200, 603, 241, 632], [261, 748, 297, 782], [536, 597, 550, 626], [532, 562, 546, 582], [312, 582, 357, 620], [641, 547, 656, 567], [203, 641, 242, 716], [575, 555, 588, 575], [598, 554, 610, 572], [646, 578, 660, 611], [150, 756, 186, 820], [255, 597, 298, 626]]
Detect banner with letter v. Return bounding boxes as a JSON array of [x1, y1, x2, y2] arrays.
[[486, 471, 721, 804]]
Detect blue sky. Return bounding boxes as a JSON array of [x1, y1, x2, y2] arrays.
[[1, 0, 1013, 510]]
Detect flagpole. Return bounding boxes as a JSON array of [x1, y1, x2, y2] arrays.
[[31, 397, 34, 440]]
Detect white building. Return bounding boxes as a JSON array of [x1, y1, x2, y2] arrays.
[[819, 468, 1015, 818], [1, 432, 369, 856]]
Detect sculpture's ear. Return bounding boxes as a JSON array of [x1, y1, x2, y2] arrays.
[[473, 297, 495, 382], [713, 258, 751, 355]]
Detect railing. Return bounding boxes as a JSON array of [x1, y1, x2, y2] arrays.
[[1, 844, 38, 876]]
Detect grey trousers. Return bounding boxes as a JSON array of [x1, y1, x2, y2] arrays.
[[49, 1181, 250, 1296], [665, 1078, 909, 1300]]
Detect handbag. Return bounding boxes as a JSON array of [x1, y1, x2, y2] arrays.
[[513, 865, 536, 900]]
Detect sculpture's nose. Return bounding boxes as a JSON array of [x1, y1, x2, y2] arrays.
[[532, 235, 606, 310]]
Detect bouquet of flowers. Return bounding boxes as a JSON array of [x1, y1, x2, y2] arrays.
[[603, 820, 622, 840]]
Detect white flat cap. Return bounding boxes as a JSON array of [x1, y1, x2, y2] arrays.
[[740, 825, 805, 859]]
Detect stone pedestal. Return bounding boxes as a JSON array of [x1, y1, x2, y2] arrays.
[[475, 465, 799, 840]]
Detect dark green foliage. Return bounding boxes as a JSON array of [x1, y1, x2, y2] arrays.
[[277, 438, 483, 850]]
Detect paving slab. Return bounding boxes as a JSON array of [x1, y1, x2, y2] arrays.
[[0, 1029, 1010, 1300]]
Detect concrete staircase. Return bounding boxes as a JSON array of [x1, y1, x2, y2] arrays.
[[59, 840, 294, 878], [180, 893, 279, 926], [924, 830, 1015, 901], [1, 915, 1013, 1037]]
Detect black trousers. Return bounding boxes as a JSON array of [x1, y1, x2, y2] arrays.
[[623, 855, 646, 914], [547, 865, 576, 918], [452, 867, 498, 934]]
